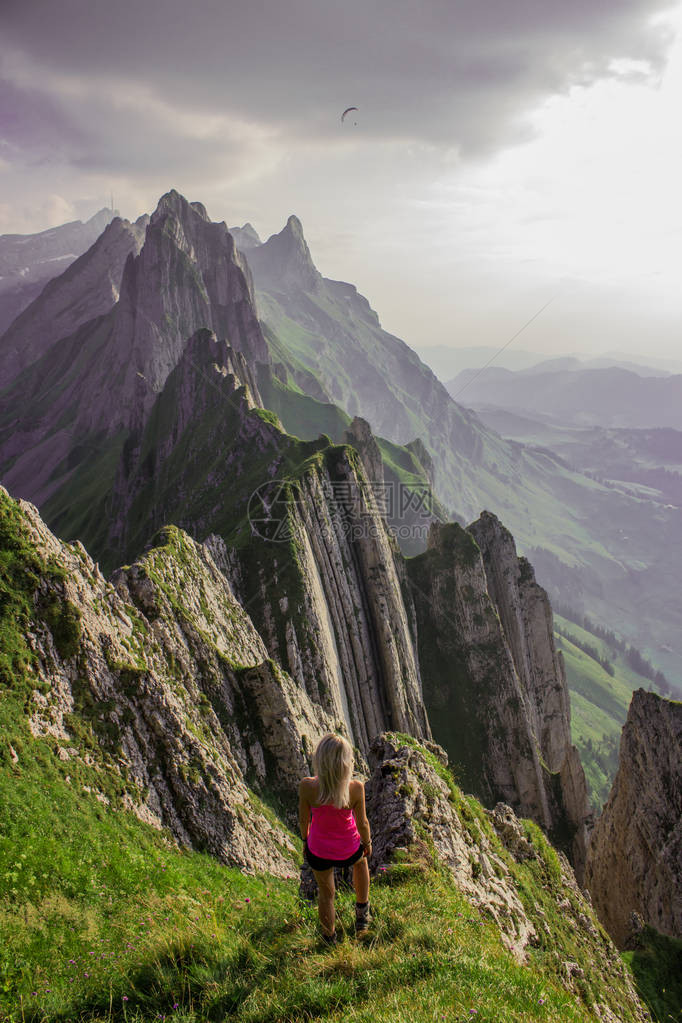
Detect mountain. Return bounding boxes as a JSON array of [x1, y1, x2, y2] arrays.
[[1, 191, 679, 1021], [0, 190, 592, 868], [585, 690, 682, 947], [472, 410, 682, 511], [0, 480, 657, 1016], [0, 191, 270, 508], [412, 344, 552, 381], [0, 207, 116, 335], [448, 364, 682, 429], [407, 513, 591, 875], [0, 214, 148, 389], [237, 215, 682, 687]]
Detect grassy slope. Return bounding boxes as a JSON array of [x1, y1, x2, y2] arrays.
[[3, 491, 676, 1022], [1, 708, 666, 1023], [554, 614, 657, 812]]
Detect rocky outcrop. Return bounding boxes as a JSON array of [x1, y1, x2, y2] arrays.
[[585, 689, 682, 946], [4, 482, 338, 874], [246, 215, 321, 294], [229, 222, 262, 251], [406, 516, 591, 877], [232, 443, 432, 753], [363, 734, 651, 1021], [0, 214, 148, 389], [469, 511, 592, 877], [343, 415, 385, 510]]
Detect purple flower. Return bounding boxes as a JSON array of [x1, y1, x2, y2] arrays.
[[245, 897, 251, 903], [123, 995, 129, 1002]]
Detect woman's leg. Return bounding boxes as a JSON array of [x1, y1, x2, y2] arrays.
[[352, 857, 370, 904], [312, 868, 335, 936]]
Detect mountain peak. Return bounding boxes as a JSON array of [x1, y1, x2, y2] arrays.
[[245, 213, 320, 293], [229, 222, 262, 251]]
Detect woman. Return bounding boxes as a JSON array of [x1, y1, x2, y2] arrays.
[[298, 733, 372, 944]]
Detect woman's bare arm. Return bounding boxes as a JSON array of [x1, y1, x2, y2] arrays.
[[298, 778, 312, 840], [351, 780, 371, 846]]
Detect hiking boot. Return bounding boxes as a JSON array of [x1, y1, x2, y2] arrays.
[[321, 929, 343, 946], [355, 901, 371, 934]]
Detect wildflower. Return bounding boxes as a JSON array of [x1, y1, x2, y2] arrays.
[[173, 1004, 179, 1009], [84, 972, 89, 978], [538, 997, 545, 1004], [379, 866, 387, 872], [245, 897, 251, 903], [123, 996, 129, 1002]]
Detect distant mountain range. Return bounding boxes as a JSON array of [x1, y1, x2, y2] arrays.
[[448, 363, 682, 429], [414, 346, 682, 385]]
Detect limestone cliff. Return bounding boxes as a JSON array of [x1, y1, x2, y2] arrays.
[[2, 482, 338, 874], [406, 515, 591, 877], [469, 511, 592, 877], [585, 689, 682, 946], [233, 443, 432, 753]]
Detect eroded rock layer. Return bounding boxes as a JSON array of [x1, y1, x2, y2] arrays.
[[585, 689, 682, 946]]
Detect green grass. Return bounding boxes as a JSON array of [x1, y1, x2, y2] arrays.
[[0, 744, 620, 1023], [622, 927, 682, 1023], [555, 614, 660, 810]]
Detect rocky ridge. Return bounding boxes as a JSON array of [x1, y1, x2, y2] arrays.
[[0, 214, 148, 390], [585, 689, 682, 946], [4, 481, 337, 874], [407, 513, 591, 877], [363, 734, 650, 1022], [0, 207, 116, 335]]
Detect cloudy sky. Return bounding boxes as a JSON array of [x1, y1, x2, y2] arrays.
[[2, 0, 682, 362]]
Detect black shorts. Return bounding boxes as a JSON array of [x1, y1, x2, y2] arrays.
[[303, 839, 364, 871]]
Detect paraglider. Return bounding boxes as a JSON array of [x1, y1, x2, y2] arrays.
[[341, 106, 358, 124]]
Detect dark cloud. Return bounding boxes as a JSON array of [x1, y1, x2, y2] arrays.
[[0, 0, 676, 170]]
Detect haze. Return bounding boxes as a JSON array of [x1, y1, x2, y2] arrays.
[[1, 0, 681, 362]]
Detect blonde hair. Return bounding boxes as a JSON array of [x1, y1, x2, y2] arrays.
[[313, 733, 354, 808]]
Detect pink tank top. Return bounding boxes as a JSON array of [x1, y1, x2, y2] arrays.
[[307, 801, 362, 859]]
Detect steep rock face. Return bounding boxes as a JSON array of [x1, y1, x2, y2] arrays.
[[468, 511, 592, 877], [84, 189, 270, 432], [364, 734, 651, 1022], [0, 208, 116, 334], [103, 328, 265, 562], [0, 208, 114, 277], [231, 444, 432, 753], [585, 689, 682, 946], [3, 483, 337, 873], [229, 222, 262, 251], [406, 518, 590, 876], [246, 215, 321, 294], [0, 191, 270, 506], [343, 415, 385, 510], [0, 214, 148, 389], [30, 324, 431, 760]]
